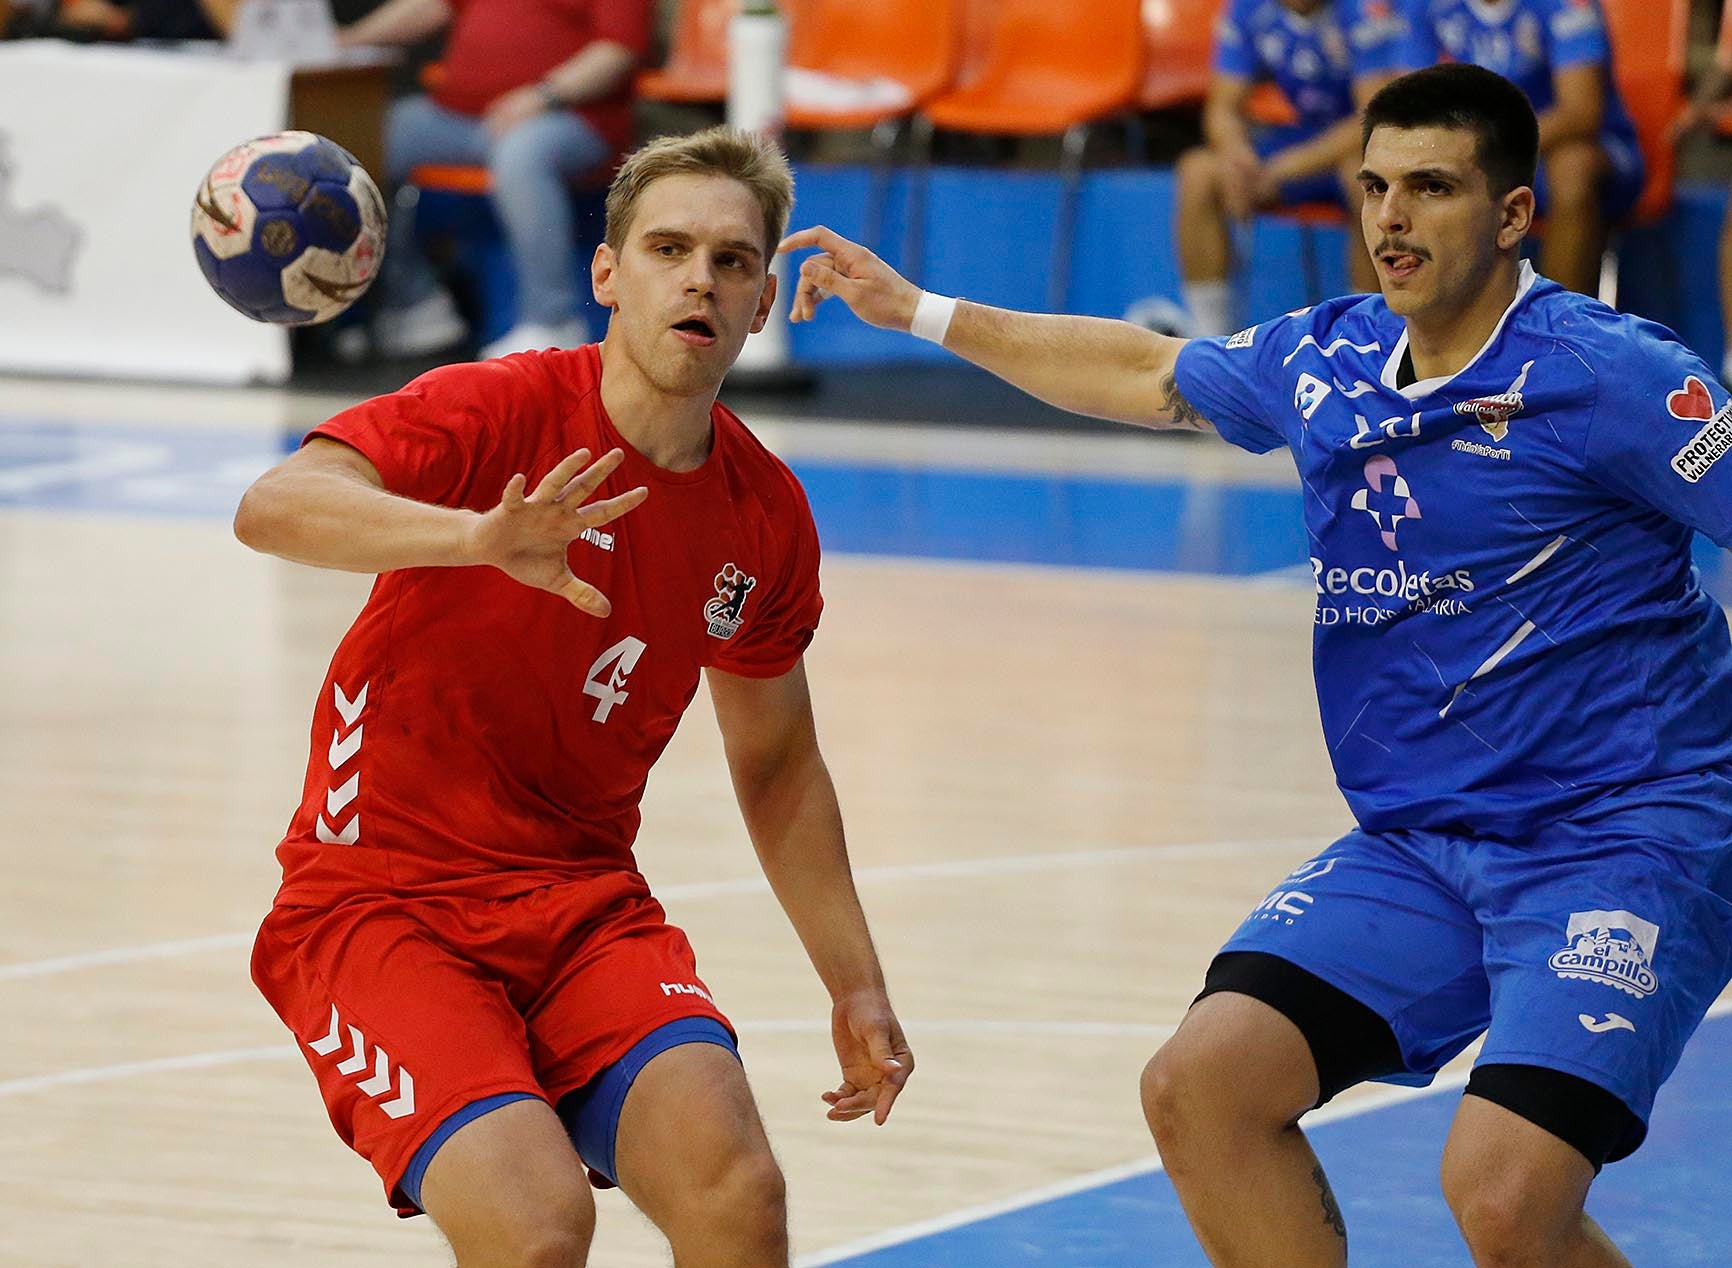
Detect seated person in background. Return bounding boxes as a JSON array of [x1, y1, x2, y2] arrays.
[[48, 0, 232, 39], [1165, 0, 1385, 338], [1669, 17, 1732, 386], [1378, 0, 1642, 296], [341, 0, 649, 359]]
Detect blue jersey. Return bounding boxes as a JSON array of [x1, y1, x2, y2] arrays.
[[1214, 0, 1364, 130], [1377, 0, 1639, 156], [1175, 264, 1732, 837]]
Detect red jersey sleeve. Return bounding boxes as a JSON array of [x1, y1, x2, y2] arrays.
[[306, 359, 528, 511], [710, 474, 824, 679], [592, 0, 653, 54]]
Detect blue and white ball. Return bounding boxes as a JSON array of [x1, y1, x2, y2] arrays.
[[190, 131, 386, 325]]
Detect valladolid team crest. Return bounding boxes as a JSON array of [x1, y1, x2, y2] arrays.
[[1452, 358, 1533, 442], [1548, 909, 1661, 999], [704, 563, 757, 639]]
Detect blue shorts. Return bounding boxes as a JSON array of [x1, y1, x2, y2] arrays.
[[1532, 129, 1646, 224], [395, 1016, 738, 1212], [1219, 767, 1732, 1125], [1253, 124, 1351, 208]]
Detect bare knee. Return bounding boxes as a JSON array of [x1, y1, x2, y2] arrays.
[[1141, 996, 1321, 1161], [1543, 141, 1606, 213], [420, 1100, 598, 1268], [1442, 1145, 1582, 1267], [1140, 1038, 1290, 1154], [508, 1226, 592, 1268], [688, 1146, 787, 1248], [1444, 1176, 1564, 1267], [1177, 147, 1225, 206], [1139, 1043, 1194, 1152], [452, 1203, 594, 1268]]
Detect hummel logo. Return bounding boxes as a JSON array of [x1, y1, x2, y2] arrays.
[[1577, 1012, 1635, 1034], [579, 526, 615, 552]]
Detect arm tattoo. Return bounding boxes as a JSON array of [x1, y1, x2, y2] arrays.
[[1311, 1164, 1347, 1244], [1157, 371, 1214, 433]]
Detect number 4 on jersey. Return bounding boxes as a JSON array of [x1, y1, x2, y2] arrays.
[[583, 636, 647, 722]]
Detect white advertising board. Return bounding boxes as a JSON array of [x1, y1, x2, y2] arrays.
[[0, 44, 291, 384]]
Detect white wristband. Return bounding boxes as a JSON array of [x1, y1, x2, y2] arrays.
[[910, 291, 958, 345]]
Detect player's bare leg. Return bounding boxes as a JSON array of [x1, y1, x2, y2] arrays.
[[1176, 147, 1237, 336], [1718, 211, 1732, 383], [1442, 1095, 1632, 1268], [1338, 157, 1378, 294], [614, 1043, 789, 1267], [1141, 993, 1347, 1267], [1536, 138, 1609, 297], [419, 1097, 598, 1268]]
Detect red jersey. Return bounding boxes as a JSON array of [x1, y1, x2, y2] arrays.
[[273, 345, 822, 905], [432, 0, 652, 155]]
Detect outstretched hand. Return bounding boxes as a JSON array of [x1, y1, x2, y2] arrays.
[[778, 226, 923, 330], [823, 989, 914, 1126], [466, 447, 647, 616]]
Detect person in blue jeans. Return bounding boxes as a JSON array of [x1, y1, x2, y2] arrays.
[[340, 0, 650, 359]]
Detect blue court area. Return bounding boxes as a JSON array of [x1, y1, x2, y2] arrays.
[[820, 1011, 1731, 1267], [4, 417, 1732, 598]]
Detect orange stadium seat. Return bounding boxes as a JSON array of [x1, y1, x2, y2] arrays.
[[636, 0, 738, 105], [1140, 0, 1226, 112], [1601, 0, 1687, 225], [919, 0, 1145, 137], [908, 0, 1146, 310], [1243, 80, 1300, 128], [408, 163, 495, 195], [954, 0, 999, 88], [782, 0, 961, 132]]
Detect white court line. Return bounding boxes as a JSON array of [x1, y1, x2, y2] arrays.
[[0, 837, 1317, 983], [794, 1076, 1472, 1267], [742, 1019, 1176, 1040], [0, 391, 1301, 487], [796, 996, 1732, 1267], [0, 1047, 290, 1099], [0, 932, 266, 982], [0, 1020, 1175, 1101]]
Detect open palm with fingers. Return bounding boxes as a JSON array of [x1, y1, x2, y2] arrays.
[[466, 447, 647, 616]]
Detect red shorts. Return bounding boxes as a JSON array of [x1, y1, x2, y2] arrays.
[[251, 872, 731, 1214]]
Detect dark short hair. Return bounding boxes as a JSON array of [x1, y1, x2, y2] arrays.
[[1361, 64, 1539, 196]]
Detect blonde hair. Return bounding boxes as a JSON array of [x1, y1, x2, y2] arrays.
[[604, 126, 794, 262]]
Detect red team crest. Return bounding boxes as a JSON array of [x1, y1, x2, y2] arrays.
[[705, 563, 757, 639]]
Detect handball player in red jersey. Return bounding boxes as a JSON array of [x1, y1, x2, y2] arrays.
[[234, 126, 912, 1268]]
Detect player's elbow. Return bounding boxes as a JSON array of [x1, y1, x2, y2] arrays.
[[232, 474, 293, 554], [232, 482, 271, 551]]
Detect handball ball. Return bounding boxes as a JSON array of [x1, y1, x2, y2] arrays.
[[190, 131, 386, 325]]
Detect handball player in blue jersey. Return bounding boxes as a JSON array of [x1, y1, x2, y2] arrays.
[[782, 63, 1732, 1268]]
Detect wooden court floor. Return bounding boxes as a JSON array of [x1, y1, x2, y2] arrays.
[[0, 381, 1723, 1266]]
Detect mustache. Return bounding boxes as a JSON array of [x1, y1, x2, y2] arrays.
[[1374, 240, 1430, 259]]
